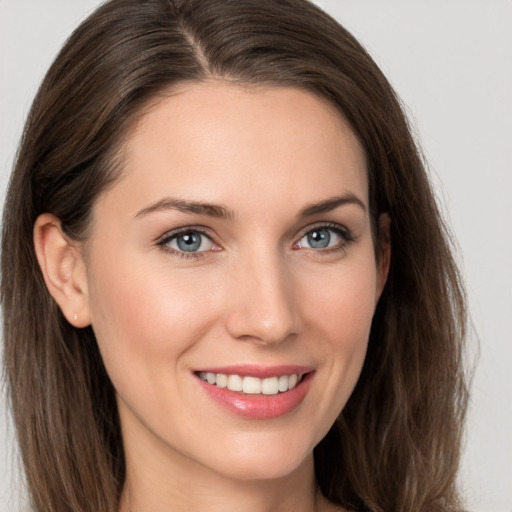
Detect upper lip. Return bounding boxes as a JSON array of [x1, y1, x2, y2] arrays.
[[194, 364, 314, 379]]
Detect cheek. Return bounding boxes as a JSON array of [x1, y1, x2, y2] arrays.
[[330, 265, 377, 370], [86, 256, 221, 394], [298, 256, 377, 411], [300, 254, 378, 341]]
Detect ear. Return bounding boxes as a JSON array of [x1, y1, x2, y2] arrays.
[[33, 214, 91, 327], [375, 212, 391, 301]]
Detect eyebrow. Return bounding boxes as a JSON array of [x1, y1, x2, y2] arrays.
[[134, 198, 235, 220], [134, 192, 366, 221], [298, 193, 367, 218]]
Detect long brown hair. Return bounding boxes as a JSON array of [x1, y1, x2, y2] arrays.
[[1, 1, 468, 511]]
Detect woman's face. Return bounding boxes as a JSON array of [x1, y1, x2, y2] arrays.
[[82, 82, 388, 482]]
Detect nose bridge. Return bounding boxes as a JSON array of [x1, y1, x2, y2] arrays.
[[225, 245, 299, 344]]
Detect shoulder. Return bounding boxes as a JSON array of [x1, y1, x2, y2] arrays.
[[317, 495, 352, 512]]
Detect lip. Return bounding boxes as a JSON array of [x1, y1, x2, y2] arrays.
[[195, 364, 314, 379], [194, 365, 315, 419]]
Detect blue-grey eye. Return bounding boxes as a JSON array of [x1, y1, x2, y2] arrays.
[[299, 227, 342, 249], [166, 231, 214, 252]]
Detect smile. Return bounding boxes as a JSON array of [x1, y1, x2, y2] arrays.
[[198, 372, 302, 395], [195, 367, 315, 419]]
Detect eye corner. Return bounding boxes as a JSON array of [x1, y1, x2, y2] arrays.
[[294, 223, 356, 253], [156, 227, 221, 259], [291, 239, 302, 251]]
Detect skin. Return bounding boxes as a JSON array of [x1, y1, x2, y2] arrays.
[[35, 81, 390, 512]]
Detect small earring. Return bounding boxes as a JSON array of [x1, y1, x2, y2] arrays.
[[74, 313, 78, 322]]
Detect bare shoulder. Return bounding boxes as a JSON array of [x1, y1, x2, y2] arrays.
[[317, 494, 351, 512]]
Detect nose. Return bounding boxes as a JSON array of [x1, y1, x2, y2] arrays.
[[224, 249, 301, 345]]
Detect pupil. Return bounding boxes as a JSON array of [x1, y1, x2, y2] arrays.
[[308, 229, 330, 249], [177, 232, 201, 252]]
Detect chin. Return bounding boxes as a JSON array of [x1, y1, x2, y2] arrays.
[[198, 430, 317, 482]]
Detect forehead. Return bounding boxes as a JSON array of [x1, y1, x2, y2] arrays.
[[99, 81, 368, 218]]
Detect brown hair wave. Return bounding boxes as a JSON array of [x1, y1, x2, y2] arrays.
[[1, 1, 468, 511]]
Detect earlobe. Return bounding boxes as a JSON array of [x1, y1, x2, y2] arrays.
[[376, 213, 391, 301], [33, 214, 91, 327]]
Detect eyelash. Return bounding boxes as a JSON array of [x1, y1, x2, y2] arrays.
[[156, 226, 217, 260], [294, 223, 356, 254], [156, 223, 355, 260]]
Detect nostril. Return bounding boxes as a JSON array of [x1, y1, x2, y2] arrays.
[[223, 259, 301, 344]]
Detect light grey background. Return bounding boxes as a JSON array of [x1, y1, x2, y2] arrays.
[[1, 1, 511, 511]]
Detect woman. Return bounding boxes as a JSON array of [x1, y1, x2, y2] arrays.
[[1, 0, 468, 511]]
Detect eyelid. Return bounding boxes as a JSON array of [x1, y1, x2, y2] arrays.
[[156, 225, 221, 258], [156, 225, 217, 242], [154, 222, 355, 258], [293, 222, 356, 250], [296, 222, 353, 241]]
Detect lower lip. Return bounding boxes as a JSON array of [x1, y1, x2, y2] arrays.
[[196, 372, 314, 419]]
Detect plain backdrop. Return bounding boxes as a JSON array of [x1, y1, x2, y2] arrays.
[[1, 1, 511, 511]]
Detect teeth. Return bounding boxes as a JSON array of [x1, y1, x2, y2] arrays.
[[216, 373, 227, 388], [198, 372, 302, 394], [261, 376, 279, 395], [227, 374, 243, 392], [243, 376, 261, 394], [278, 375, 288, 392]]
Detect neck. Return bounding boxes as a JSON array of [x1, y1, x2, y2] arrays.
[[119, 437, 323, 512]]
